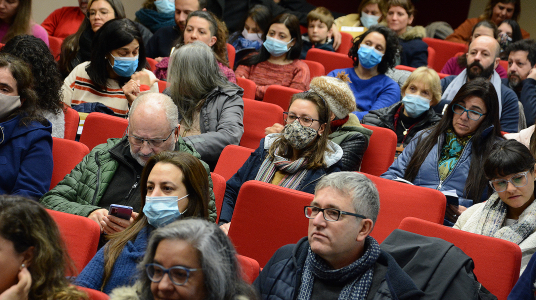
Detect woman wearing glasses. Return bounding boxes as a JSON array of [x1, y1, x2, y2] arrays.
[[219, 90, 343, 233], [454, 139, 536, 274], [381, 78, 504, 226], [75, 151, 210, 294]]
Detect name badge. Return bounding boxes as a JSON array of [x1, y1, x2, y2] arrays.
[[341, 26, 365, 32]]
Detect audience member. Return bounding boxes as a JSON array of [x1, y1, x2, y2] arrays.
[[381, 79, 504, 226], [333, 0, 384, 38], [498, 19, 523, 60], [439, 35, 519, 133], [109, 218, 258, 300], [164, 42, 243, 169], [146, 0, 207, 59], [1, 35, 65, 138], [41, 93, 217, 232], [265, 74, 372, 171], [59, 0, 126, 77], [446, 0, 529, 44], [508, 254, 536, 299], [228, 5, 271, 69], [135, 0, 176, 33], [0, 0, 48, 45], [219, 90, 342, 232], [454, 139, 536, 274], [235, 13, 309, 100], [254, 172, 424, 299], [327, 25, 400, 120], [385, 0, 428, 68], [363, 67, 442, 154], [441, 20, 508, 79], [0, 196, 88, 300], [154, 10, 235, 83], [300, 7, 334, 59], [41, 0, 87, 41], [0, 53, 52, 200], [75, 151, 211, 294], [62, 19, 158, 117]]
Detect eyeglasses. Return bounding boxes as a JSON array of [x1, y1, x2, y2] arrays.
[[145, 263, 199, 286], [283, 112, 319, 127], [489, 171, 530, 192], [304, 206, 367, 222], [452, 104, 486, 121], [88, 10, 111, 19], [127, 127, 176, 148]]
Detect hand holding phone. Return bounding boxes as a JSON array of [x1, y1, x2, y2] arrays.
[[109, 204, 133, 220]]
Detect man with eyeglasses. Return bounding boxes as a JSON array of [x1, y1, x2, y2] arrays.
[[438, 35, 519, 133], [41, 93, 217, 234], [254, 172, 423, 300]]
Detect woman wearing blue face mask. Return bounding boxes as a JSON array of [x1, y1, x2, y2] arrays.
[[363, 67, 442, 155], [61, 18, 159, 117], [135, 0, 176, 33], [75, 151, 210, 294], [333, 0, 385, 39], [235, 13, 310, 100], [327, 25, 401, 121]]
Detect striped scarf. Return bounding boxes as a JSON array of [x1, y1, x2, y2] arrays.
[[297, 236, 381, 300], [254, 155, 309, 189]]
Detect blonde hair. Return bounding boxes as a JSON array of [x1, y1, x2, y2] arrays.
[[307, 7, 334, 29], [400, 67, 442, 106]]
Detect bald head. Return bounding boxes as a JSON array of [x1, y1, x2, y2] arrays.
[[466, 35, 501, 80], [129, 93, 179, 130], [470, 35, 500, 59]]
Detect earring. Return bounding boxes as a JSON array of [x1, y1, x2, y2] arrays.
[[20, 263, 25, 269]]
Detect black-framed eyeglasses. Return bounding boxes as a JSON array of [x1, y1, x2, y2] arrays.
[[489, 171, 530, 192], [452, 104, 486, 121], [283, 112, 319, 127], [304, 206, 367, 222], [145, 263, 199, 286], [127, 127, 176, 148]]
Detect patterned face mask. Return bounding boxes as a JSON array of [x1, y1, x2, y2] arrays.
[[283, 120, 318, 150]]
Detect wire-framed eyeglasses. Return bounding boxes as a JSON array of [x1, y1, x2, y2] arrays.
[[127, 127, 176, 148], [304, 206, 367, 222], [145, 263, 199, 286]]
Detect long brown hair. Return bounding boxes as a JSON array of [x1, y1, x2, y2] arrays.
[[101, 151, 210, 291], [270, 91, 332, 169], [403, 78, 503, 203], [1, 0, 32, 43], [480, 0, 521, 22]]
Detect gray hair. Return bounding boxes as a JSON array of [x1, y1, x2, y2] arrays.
[[315, 172, 380, 224], [167, 42, 228, 129], [137, 219, 253, 300], [128, 92, 178, 130]]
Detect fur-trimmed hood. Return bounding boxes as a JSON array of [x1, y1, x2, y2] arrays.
[[399, 25, 426, 40]]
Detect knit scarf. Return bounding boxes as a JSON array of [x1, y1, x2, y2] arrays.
[[297, 236, 381, 300], [474, 193, 536, 244], [255, 155, 309, 190], [438, 129, 472, 181]]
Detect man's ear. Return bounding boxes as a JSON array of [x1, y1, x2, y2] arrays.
[[494, 57, 500, 69], [356, 219, 374, 242], [202, 8, 206, 11]]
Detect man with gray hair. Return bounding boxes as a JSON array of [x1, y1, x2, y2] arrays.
[[254, 172, 423, 300], [41, 93, 217, 234]]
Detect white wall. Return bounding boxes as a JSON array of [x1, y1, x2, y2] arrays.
[[32, 0, 146, 24]]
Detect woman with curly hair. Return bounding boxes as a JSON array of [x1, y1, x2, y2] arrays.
[[327, 25, 401, 121], [0, 195, 88, 300], [1, 35, 65, 138]]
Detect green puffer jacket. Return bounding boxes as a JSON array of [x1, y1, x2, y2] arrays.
[[40, 137, 217, 222]]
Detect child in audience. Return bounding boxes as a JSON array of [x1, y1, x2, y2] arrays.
[[327, 25, 400, 121], [228, 5, 271, 69], [235, 13, 310, 100], [75, 151, 210, 294], [381, 79, 504, 226], [0, 0, 48, 45], [454, 139, 536, 274], [333, 0, 384, 38], [300, 7, 334, 59], [0, 196, 87, 300]]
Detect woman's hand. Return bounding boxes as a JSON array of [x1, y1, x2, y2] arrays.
[[155, 57, 164, 63], [122, 79, 141, 106], [446, 204, 467, 224], [265, 123, 284, 135], [0, 267, 31, 300], [131, 71, 159, 87], [219, 222, 231, 235], [102, 212, 139, 235], [88, 208, 109, 233], [331, 24, 341, 51]]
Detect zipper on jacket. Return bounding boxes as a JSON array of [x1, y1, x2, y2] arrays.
[[91, 153, 102, 206], [435, 135, 473, 192], [124, 175, 141, 201]]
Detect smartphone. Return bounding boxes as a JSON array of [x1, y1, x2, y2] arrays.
[[109, 204, 133, 220]]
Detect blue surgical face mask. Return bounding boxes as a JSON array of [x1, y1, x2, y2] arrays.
[[143, 194, 189, 228], [109, 53, 139, 77], [154, 0, 175, 14], [263, 36, 293, 57], [360, 12, 380, 28], [402, 94, 431, 118], [357, 44, 384, 69]]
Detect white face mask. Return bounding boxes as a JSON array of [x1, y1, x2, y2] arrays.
[[242, 28, 263, 43], [0, 93, 21, 121]]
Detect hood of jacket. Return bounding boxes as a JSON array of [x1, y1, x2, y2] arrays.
[[0, 114, 51, 144], [399, 25, 426, 40], [264, 133, 343, 168], [205, 82, 244, 103]]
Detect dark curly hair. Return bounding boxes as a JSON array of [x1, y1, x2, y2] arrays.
[[1, 35, 63, 116], [349, 25, 400, 75]]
